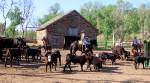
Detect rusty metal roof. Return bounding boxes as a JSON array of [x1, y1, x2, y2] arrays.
[[36, 10, 98, 33]]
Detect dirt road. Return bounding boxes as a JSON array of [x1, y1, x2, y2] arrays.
[[0, 50, 150, 83]]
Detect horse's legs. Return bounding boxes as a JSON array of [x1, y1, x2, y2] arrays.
[[142, 62, 145, 69], [25, 55, 28, 62], [112, 58, 116, 65], [17, 56, 20, 65], [4, 55, 8, 67], [10, 55, 13, 67], [39, 54, 42, 61], [137, 63, 140, 69], [89, 62, 92, 71], [86, 61, 92, 71], [59, 57, 61, 66], [80, 64, 83, 71], [99, 61, 103, 68], [49, 63, 52, 72], [32, 55, 35, 62], [54, 62, 57, 71], [45, 63, 48, 72], [0, 49, 3, 60], [134, 62, 137, 70]]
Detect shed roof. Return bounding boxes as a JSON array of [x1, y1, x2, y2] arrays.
[[36, 10, 98, 33]]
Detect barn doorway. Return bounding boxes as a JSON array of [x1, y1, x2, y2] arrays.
[[64, 36, 80, 49]]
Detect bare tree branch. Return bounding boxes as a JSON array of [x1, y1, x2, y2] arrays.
[[0, 0, 15, 33]]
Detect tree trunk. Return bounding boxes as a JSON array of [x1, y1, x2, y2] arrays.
[[112, 30, 115, 47]]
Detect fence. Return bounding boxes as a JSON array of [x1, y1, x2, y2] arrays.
[[97, 41, 132, 50]]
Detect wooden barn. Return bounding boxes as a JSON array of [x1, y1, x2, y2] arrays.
[[36, 10, 98, 48]]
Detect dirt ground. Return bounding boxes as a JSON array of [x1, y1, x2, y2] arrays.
[[0, 50, 150, 83]]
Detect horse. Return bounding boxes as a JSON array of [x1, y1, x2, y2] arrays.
[[70, 40, 93, 55], [132, 43, 143, 53], [132, 47, 138, 57]]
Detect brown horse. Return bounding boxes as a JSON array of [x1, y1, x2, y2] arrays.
[[131, 43, 144, 58], [132, 43, 143, 52], [131, 48, 144, 58], [70, 40, 93, 55]]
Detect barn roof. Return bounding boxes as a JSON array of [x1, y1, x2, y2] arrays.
[[36, 10, 98, 32]]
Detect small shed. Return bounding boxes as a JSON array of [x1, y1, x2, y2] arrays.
[[36, 10, 98, 48]]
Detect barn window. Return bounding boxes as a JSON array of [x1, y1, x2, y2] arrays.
[[68, 26, 78, 36]]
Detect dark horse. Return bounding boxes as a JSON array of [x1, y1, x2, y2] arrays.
[[70, 40, 94, 55]]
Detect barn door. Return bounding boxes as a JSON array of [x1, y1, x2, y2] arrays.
[[64, 36, 80, 49]]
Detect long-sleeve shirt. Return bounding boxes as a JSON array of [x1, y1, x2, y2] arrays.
[[82, 38, 90, 45], [132, 39, 139, 45]]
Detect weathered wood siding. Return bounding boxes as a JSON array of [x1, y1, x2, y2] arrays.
[[36, 10, 98, 48], [36, 29, 47, 45]]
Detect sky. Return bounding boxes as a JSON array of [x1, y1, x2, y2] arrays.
[[0, 0, 150, 27]]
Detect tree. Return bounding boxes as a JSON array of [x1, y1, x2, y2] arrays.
[[80, 1, 102, 28], [98, 5, 116, 48], [38, 3, 63, 25], [125, 9, 140, 34], [5, 6, 23, 37], [19, 0, 34, 37], [0, 22, 4, 35], [112, 0, 133, 42], [0, 0, 15, 34]]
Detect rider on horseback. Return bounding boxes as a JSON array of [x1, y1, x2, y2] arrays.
[[42, 36, 50, 52], [82, 36, 91, 50], [132, 37, 140, 52]]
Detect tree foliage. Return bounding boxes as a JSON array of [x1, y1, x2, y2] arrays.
[[38, 3, 63, 25], [80, 0, 150, 43], [0, 0, 15, 34], [4, 6, 23, 37]]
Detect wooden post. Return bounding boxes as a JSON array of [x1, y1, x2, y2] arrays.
[[113, 30, 115, 47]]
